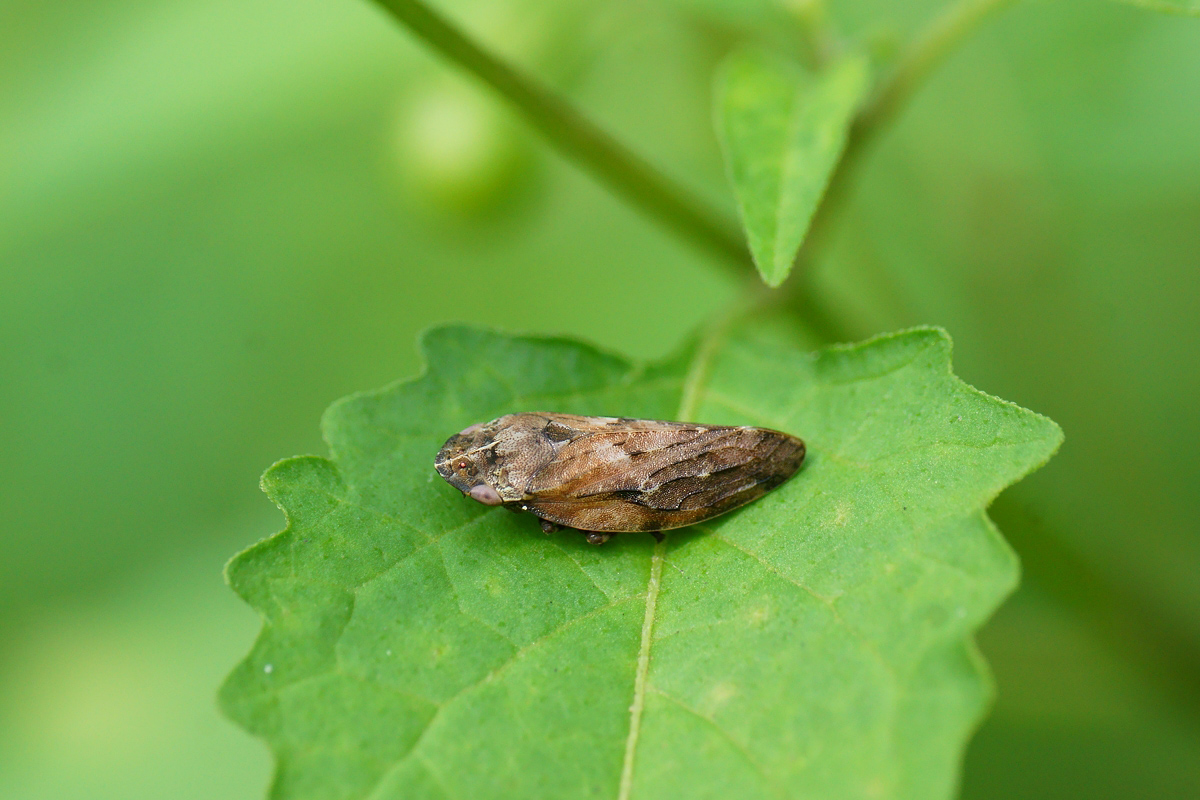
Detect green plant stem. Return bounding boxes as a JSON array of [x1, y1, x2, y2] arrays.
[[794, 0, 1018, 278], [856, 0, 1018, 153], [790, 0, 839, 71], [784, 0, 1017, 342], [380, 0, 1200, 732], [778, 0, 1200, 718], [375, 0, 1200, 728], [372, 0, 750, 270]]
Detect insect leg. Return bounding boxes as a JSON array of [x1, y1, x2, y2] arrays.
[[539, 518, 560, 534], [584, 531, 611, 546]]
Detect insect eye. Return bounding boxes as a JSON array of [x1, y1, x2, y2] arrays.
[[456, 461, 468, 470]]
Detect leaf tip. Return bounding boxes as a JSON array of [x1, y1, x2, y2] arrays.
[[759, 258, 790, 288]]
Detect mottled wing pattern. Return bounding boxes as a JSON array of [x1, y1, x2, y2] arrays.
[[519, 415, 805, 532]]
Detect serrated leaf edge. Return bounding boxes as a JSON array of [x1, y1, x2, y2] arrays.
[[221, 322, 1063, 800]]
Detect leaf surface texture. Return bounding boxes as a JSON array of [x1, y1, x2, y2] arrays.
[[221, 323, 1061, 799]]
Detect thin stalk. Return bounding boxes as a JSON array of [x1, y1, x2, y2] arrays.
[[372, 0, 750, 270], [855, 0, 1018, 153], [373, 0, 1200, 726], [796, 0, 1018, 272], [785, 0, 1200, 723], [789, 0, 839, 71]]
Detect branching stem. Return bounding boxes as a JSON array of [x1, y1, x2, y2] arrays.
[[795, 0, 1019, 277], [374, 0, 1200, 731], [857, 0, 1018, 153]]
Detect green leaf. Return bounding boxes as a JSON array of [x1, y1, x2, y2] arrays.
[[220, 322, 1061, 799], [715, 51, 871, 287], [1114, 0, 1200, 16]]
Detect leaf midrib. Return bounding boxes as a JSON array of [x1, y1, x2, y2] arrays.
[[617, 316, 728, 798], [770, 80, 807, 281], [618, 536, 664, 800]]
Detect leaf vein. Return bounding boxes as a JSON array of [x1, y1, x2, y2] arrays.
[[647, 686, 788, 800], [706, 531, 899, 686], [364, 594, 643, 799], [618, 539, 664, 800], [546, 540, 617, 602]]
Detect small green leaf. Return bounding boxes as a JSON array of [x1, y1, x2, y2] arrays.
[[716, 51, 871, 287], [221, 322, 1061, 799], [1114, 0, 1200, 16]]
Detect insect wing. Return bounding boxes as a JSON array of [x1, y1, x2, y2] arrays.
[[524, 419, 804, 532]]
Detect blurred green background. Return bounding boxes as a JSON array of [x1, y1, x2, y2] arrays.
[[1, 0, 1197, 797]]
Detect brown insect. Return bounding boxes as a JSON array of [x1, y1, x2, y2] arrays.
[[434, 413, 805, 544]]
